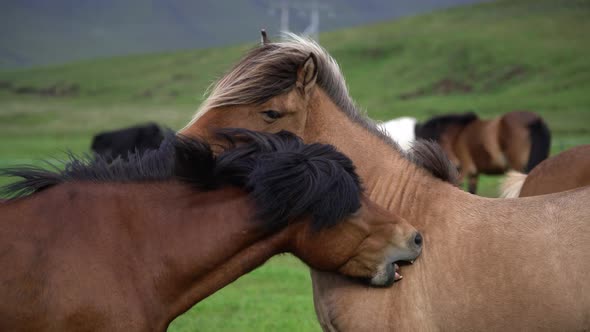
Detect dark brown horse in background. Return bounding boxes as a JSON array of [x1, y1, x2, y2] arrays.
[[90, 122, 163, 161], [500, 144, 590, 198], [0, 129, 422, 331], [415, 110, 551, 193]]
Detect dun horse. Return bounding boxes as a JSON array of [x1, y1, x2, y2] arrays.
[[500, 144, 590, 198], [415, 111, 551, 193], [180, 33, 590, 330], [0, 129, 422, 331]]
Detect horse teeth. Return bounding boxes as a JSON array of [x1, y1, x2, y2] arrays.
[[394, 272, 403, 281], [410, 260, 414, 264]]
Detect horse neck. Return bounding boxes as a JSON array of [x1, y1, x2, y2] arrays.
[[305, 89, 476, 227], [135, 184, 292, 327]]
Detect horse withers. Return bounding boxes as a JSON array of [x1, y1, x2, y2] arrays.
[[180, 32, 589, 331], [500, 144, 590, 197], [0, 129, 422, 331], [415, 110, 551, 193]]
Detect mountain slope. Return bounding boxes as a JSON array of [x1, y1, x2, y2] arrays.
[[1, 0, 587, 123], [0, 0, 489, 68]]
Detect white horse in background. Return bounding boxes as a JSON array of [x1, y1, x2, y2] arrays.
[[379, 117, 417, 151]]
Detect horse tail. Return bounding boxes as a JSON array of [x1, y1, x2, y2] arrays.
[[525, 118, 551, 172], [499, 170, 527, 198]]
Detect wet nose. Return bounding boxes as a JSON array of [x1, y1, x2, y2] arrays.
[[413, 232, 423, 247]]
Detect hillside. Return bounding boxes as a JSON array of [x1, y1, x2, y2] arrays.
[[0, 0, 488, 68], [1, 0, 588, 152], [1, 0, 589, 330]]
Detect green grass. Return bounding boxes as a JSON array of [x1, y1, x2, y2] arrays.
[[0, 0, 589, 330], [169, 255, 321, 332]]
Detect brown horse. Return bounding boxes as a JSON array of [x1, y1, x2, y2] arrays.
[[500, 144, 590, 198], [0, 129, 422, 331], [415, 110, 551, 193], [180, 33, 590, 330]]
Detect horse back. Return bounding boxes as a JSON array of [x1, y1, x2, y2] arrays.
[[520, 145, 590, 197], [456, 118, 508, 174], [500, 111, 550, 172]]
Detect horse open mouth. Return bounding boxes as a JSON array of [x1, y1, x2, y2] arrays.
[[392, 260, 415, 282], [367, 259, 415, 287], [393, 263, 403, 281]]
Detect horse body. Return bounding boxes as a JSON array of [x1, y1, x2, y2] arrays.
[[501, 145, 590, 198], [297, 91, 589, 331], [417, 110, 551, 193], [455, 116, 508, 174], [1, 183, 241, 331], [91, 122, 163, 161], [499, 111, 541, 171], [1, 183, 290, 331], [182, 33, 590, 330], [0, 130, 422, 331], [312, 188, 590, 331]]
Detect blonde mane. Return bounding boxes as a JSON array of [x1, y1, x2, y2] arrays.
[[184, 33, 384, 138]]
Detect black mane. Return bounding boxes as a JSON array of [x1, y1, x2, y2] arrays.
[[0, 130, 180, 198], [406, 140, 459, 185], [1, 129, 362, 231], [415, 112, 478, 141]]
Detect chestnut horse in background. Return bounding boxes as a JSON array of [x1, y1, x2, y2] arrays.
[[500, 144, 590, 198], [180, 32, 589, 330], [415, 111, 551, 193], [0, 129, 422, 331]]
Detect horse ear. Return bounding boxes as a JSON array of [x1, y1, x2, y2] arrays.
[[296, 53, 318, 96], [261, 29, 270, 44]]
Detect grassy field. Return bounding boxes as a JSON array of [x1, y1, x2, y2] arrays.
[[1, 0, 589, 330]]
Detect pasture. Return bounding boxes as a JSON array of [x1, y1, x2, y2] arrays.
[[1, 0, 588, 330]]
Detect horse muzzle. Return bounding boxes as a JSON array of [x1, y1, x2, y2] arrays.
[[368, 231, 423, 287]]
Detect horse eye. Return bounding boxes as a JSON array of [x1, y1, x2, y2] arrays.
[[261, 110, 283, 122]]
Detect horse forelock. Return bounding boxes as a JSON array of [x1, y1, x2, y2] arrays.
[[213, 129, 363, 231]]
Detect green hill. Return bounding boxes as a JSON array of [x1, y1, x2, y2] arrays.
[[1, 0, 588, 125], [0, 1, 589, 329], [2, 0, 589, 187], [1, 0, 488, 68]]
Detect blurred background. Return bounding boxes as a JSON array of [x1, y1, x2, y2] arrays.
[[1, 0, 588, 330], [1, 0, 488, 69]]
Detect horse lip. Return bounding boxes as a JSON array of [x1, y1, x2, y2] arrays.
[[368, 249, 421, 287], [389, 250, 422, 282], [389, 246, 422, 266], [368, 262, 396, 287]]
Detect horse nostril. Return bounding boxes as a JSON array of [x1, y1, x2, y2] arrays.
[[414, 232, 423, 246]]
